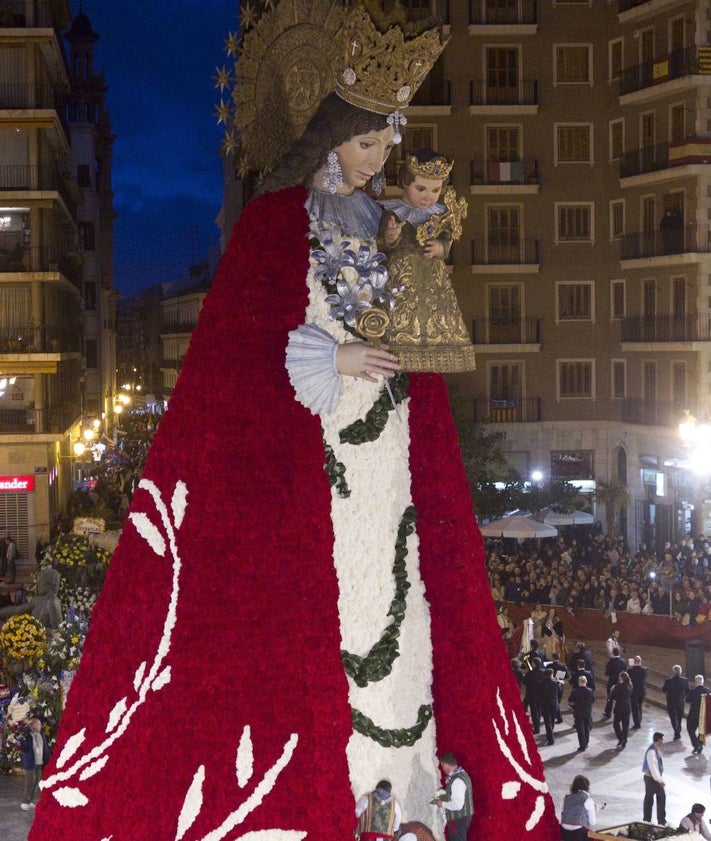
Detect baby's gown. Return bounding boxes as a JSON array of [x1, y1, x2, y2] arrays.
[[28, 187, 557, 841]]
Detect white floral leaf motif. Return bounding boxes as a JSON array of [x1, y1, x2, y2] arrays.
[[152, 666, 171, 692], [176, 765, 205, 841], [238, 833, 307, 841], [52, 785, 89, 807], [526, 795, 546, 831], [79, 755, 109, 781], [235, 725, 254, 788], [171, 481, 189, 530], [501, 781, 521, 799], [105, 697, 128, 734], [55, 728, 86, 769], [133, 661, 147, 692], [129, 511, 166, 557]]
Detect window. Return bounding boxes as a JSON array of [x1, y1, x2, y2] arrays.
[[385, 124, 435, 181], [85, 339, 98, 370], [611, 280, 625, 319], [558, 360, 594, 398], [557, 282, 593, 321], [79, 221, 95, 251], [610, 119, 624, 160], [554, 45, 591, 84], [611, 360, 626, 398], [670, 104, 685, 142], [489, 362, 522, 400], [486, 48, 519, 104], [609, 39, 623, 80], [672, 361, 686, 406], [488, 284, 522, 342], [487, 126, 520, 162], [487, 205, 520, 261], [556, 203, 593, 242], [84, 281, 97, 311], [610, 200, 624, 239], [77, 164, 92, 189], [556, 124, 592, 163]]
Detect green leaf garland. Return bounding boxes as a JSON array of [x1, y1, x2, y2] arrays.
[[323, 442, 351, 498], [339, 372, 409, 446], [341, 505, 416, 686], [351, 703, 433, 748]]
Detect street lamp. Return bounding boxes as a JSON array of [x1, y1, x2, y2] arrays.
[[679, 410, 711, 473]]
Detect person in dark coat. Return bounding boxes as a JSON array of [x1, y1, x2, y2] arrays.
[[628, 655, 648, 730], [568, 642, 594, 678], [568, 676, 595, 751], [610, 671, 633, 749], [548, 652, 569, 724], [539, 668, 560, 745], [522, 657, 546, 734], [686, 674, 710, 755], [662, 665, 689, 740], [569, 659, 595, 692], [603, 648, 627, 718]]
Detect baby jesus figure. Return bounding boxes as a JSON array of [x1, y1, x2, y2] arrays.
[[378, 149, 476, 372]]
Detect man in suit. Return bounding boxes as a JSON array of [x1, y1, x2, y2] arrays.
[[539, 668, 560, 745], [662, 664, 689, 740], [547, 651, 569, 723], [603, 647, 626, 718], [569, 659, 595, 692], [569, 675, 595, 751], [522, 657, 546, 735], [628, 655, 649, 729]]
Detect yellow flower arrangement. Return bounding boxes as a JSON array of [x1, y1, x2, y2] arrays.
[[0, 614, 47, 664]]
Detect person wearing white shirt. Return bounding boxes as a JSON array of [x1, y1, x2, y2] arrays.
[[560, 775, 598, 840], [435, 753, 473, 841], [642, 732, 666, 824], [679, 803, 711, 839]]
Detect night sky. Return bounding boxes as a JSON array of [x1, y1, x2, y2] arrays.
[[75, 1, 238, 296]]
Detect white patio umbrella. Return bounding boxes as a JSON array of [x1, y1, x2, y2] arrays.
[[480, 514, 558, 539], [539, 508, 594, 526]]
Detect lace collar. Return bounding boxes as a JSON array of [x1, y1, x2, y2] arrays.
[[306, 188, 382, 239], [379, 197, 446, 225]]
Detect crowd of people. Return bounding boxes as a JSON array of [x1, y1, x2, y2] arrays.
[[488, 527, 711, 624]]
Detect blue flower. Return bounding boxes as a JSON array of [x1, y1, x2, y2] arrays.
[[325, 278, 373, 327]]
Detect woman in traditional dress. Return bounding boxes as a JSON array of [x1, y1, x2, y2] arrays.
[[29, 6, 557, 841]]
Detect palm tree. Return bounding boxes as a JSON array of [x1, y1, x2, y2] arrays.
[[594, 479, 630, 536]]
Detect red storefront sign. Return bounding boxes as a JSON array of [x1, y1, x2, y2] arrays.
[[0, 475, 34, 493]]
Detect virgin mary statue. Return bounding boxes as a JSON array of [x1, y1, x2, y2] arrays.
[[28, 4, 557, 840]]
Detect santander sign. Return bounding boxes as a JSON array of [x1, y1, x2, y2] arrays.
[[0, 475, 34, 493]]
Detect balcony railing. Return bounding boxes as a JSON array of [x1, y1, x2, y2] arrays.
[[620, 314, 711, 342], [0, 164, 77, 216], [469, 0, 537, 25], [404, 0, 449, 23], [472, 397, 541, 423], [471, 238, 540, 265], [619, 398, 690, 428], [0, 244, 82, 287], [470, 79, 538, 106], [0, 324, 80, 354], [620, 223, 711, 259], [0, 82, 62, 109], [618, 0, 653, 11], [472, 318, 540, 344], [618, 46, 702, 96], [470, 158, 539, 185], [620, 138, 711, 178], [161, 321, 198, 334], [0, 401, 80, 435]]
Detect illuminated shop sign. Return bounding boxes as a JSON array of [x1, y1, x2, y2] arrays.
[[0, 475, 35, 493]]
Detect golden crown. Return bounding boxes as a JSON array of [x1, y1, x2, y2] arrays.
[[335, 3, 448, 141], [405, 154, 453, 180]]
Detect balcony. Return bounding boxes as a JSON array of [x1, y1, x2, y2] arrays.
[[472, 318, 540, 344], [618, 46, 705, 97], [404, 0, 449, 24], [620, 137, 711, 179], [471, 238, 540, 267], [620, 314, 711, 343], [470, 158, 539, 186], [0, 164, 77, 217], [161, 321, 198, 334], [469, 0, 537, 25], [469, 79, 538, 108], [619, 223, 711, 260], [472, 397, 541, 423], [619, 398, 689, 428], [0, 244, 82, 288], [409, 79, 451, 108], [0, 324, 80, 354]]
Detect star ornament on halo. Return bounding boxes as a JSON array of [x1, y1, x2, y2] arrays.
[[214, 100, 232, 126], [240, 2, 257, 30], [213, 65, 232, 92], [221, 130, 238, 157], [224, 31, 239, 57]]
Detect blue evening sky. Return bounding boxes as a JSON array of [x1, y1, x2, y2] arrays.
[[74, 1, 238, 295]]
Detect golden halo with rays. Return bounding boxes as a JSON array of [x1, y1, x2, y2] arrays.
[[229, 0, 345, 175]]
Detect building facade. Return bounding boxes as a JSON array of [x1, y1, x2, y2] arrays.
[[0, 1, 114, 556]]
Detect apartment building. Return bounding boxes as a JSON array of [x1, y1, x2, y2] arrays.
[[367, 0, 710, 552], [0, 1, 114, 555]]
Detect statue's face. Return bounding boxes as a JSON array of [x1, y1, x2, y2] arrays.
[[332, 126, 395, 192], [402, 174, 443, 210]]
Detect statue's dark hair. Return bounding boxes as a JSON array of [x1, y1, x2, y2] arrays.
[[260, 92, 389, 193]]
